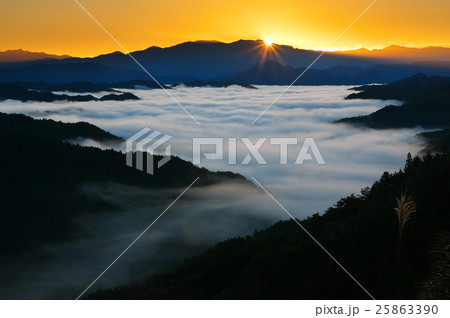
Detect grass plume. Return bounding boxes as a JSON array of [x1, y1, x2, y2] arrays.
[[395, 190, 417, 239], [395, 190, 416, 297]]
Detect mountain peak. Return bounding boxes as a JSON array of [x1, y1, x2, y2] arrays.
[[0, 49, 71, 63]]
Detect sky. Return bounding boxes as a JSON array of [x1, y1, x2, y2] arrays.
[[1, 0, 450, 57]]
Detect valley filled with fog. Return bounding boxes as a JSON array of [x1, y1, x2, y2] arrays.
[[0, 85, 423, 215], [0, 85, 425, 298]]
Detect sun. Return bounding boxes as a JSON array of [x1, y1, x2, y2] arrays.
[[264, 37, 273, 47]]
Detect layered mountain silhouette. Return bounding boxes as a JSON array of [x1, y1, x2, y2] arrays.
[[0, 112, 248, 257], [337, 45, 450, 63], [215, 60, 388, 85], [335, 74, 450, 129], [0, 62, 145, 83], [1, 41, 450, 84], [418, 128, 450, 153], [0, 112, 122, 142], [0, 82, 139, 102], [0, 49, 71, 63]]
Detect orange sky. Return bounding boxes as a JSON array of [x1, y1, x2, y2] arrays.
[[1, 0, 449, 57]]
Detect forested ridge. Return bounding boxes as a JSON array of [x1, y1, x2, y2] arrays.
[[88, 152, 450, 299]]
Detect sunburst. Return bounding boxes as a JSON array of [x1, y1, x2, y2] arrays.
[[264, 37, 273, 47]]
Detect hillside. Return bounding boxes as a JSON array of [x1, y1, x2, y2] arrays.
[[335, 74, 450, 129], [0, 82, 139, 102], [87, 152, 450, 299], [0, 114, 248, 256], [417, 128, 450, 153], [0, 112, 122, 142]]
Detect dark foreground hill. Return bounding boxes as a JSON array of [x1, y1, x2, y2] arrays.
[[335, 74, 450, 129], [0, 113, 247, 256], [417, 128, 450, 153], [88, 152, 450, 300], [0, 112, 121, 142]]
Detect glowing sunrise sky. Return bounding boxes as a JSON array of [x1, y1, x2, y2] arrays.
[[1, 0, 449, 57]]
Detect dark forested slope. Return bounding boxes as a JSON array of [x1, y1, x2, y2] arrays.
[[0, 112, 121, 141], [0, 114, 247, 256], [88, 152, 450, 300], [336, 74, 450, 129]]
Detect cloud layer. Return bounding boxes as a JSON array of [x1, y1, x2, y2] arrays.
[[0, 85, 421, 214], [0, 85, 424, 298]]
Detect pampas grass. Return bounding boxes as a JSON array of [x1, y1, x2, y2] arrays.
[[395, 190, 417, 240], [395, 190, 416, 296]]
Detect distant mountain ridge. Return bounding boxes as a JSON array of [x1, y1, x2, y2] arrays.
[[0, 49, 71, 63], [216, 60, 389, 85], [60, 40, 450, 80], [337, 45, 450, 63], [2, 41, 450, 84]]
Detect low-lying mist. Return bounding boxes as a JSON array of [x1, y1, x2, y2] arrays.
[[0, 85, 423, 214], [0, 85, 425, 299], [0, 181, 280, 299]]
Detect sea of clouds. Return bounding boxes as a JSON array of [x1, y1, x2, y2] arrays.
[[0, 85, 426, 298], [0, 85, 424, 214]]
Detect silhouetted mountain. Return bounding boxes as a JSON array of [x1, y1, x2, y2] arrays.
[[393, 73, 450, 86], [0, 49, 71, 63], [338, 45, 450, 63], [365, 62, 450, 82], [0, 62, 145, 84], [323, 65, 365, 76], [218, 60, 388, 85], [172, 80, 256, 89], [99, 92, 140, 101], [108, 79, 169, 90], [76, 40, 377, 79], [2, 41, 450, 84], [81, 41, 450, 78], [0, 112, 121, 142], [335, 74, 450, 129], [345, 73, 450, 101], [0, 82, 139, 102], [87, 152, 450, 299], [417, 128, 450, 153], [0, 114, 248, 255]]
